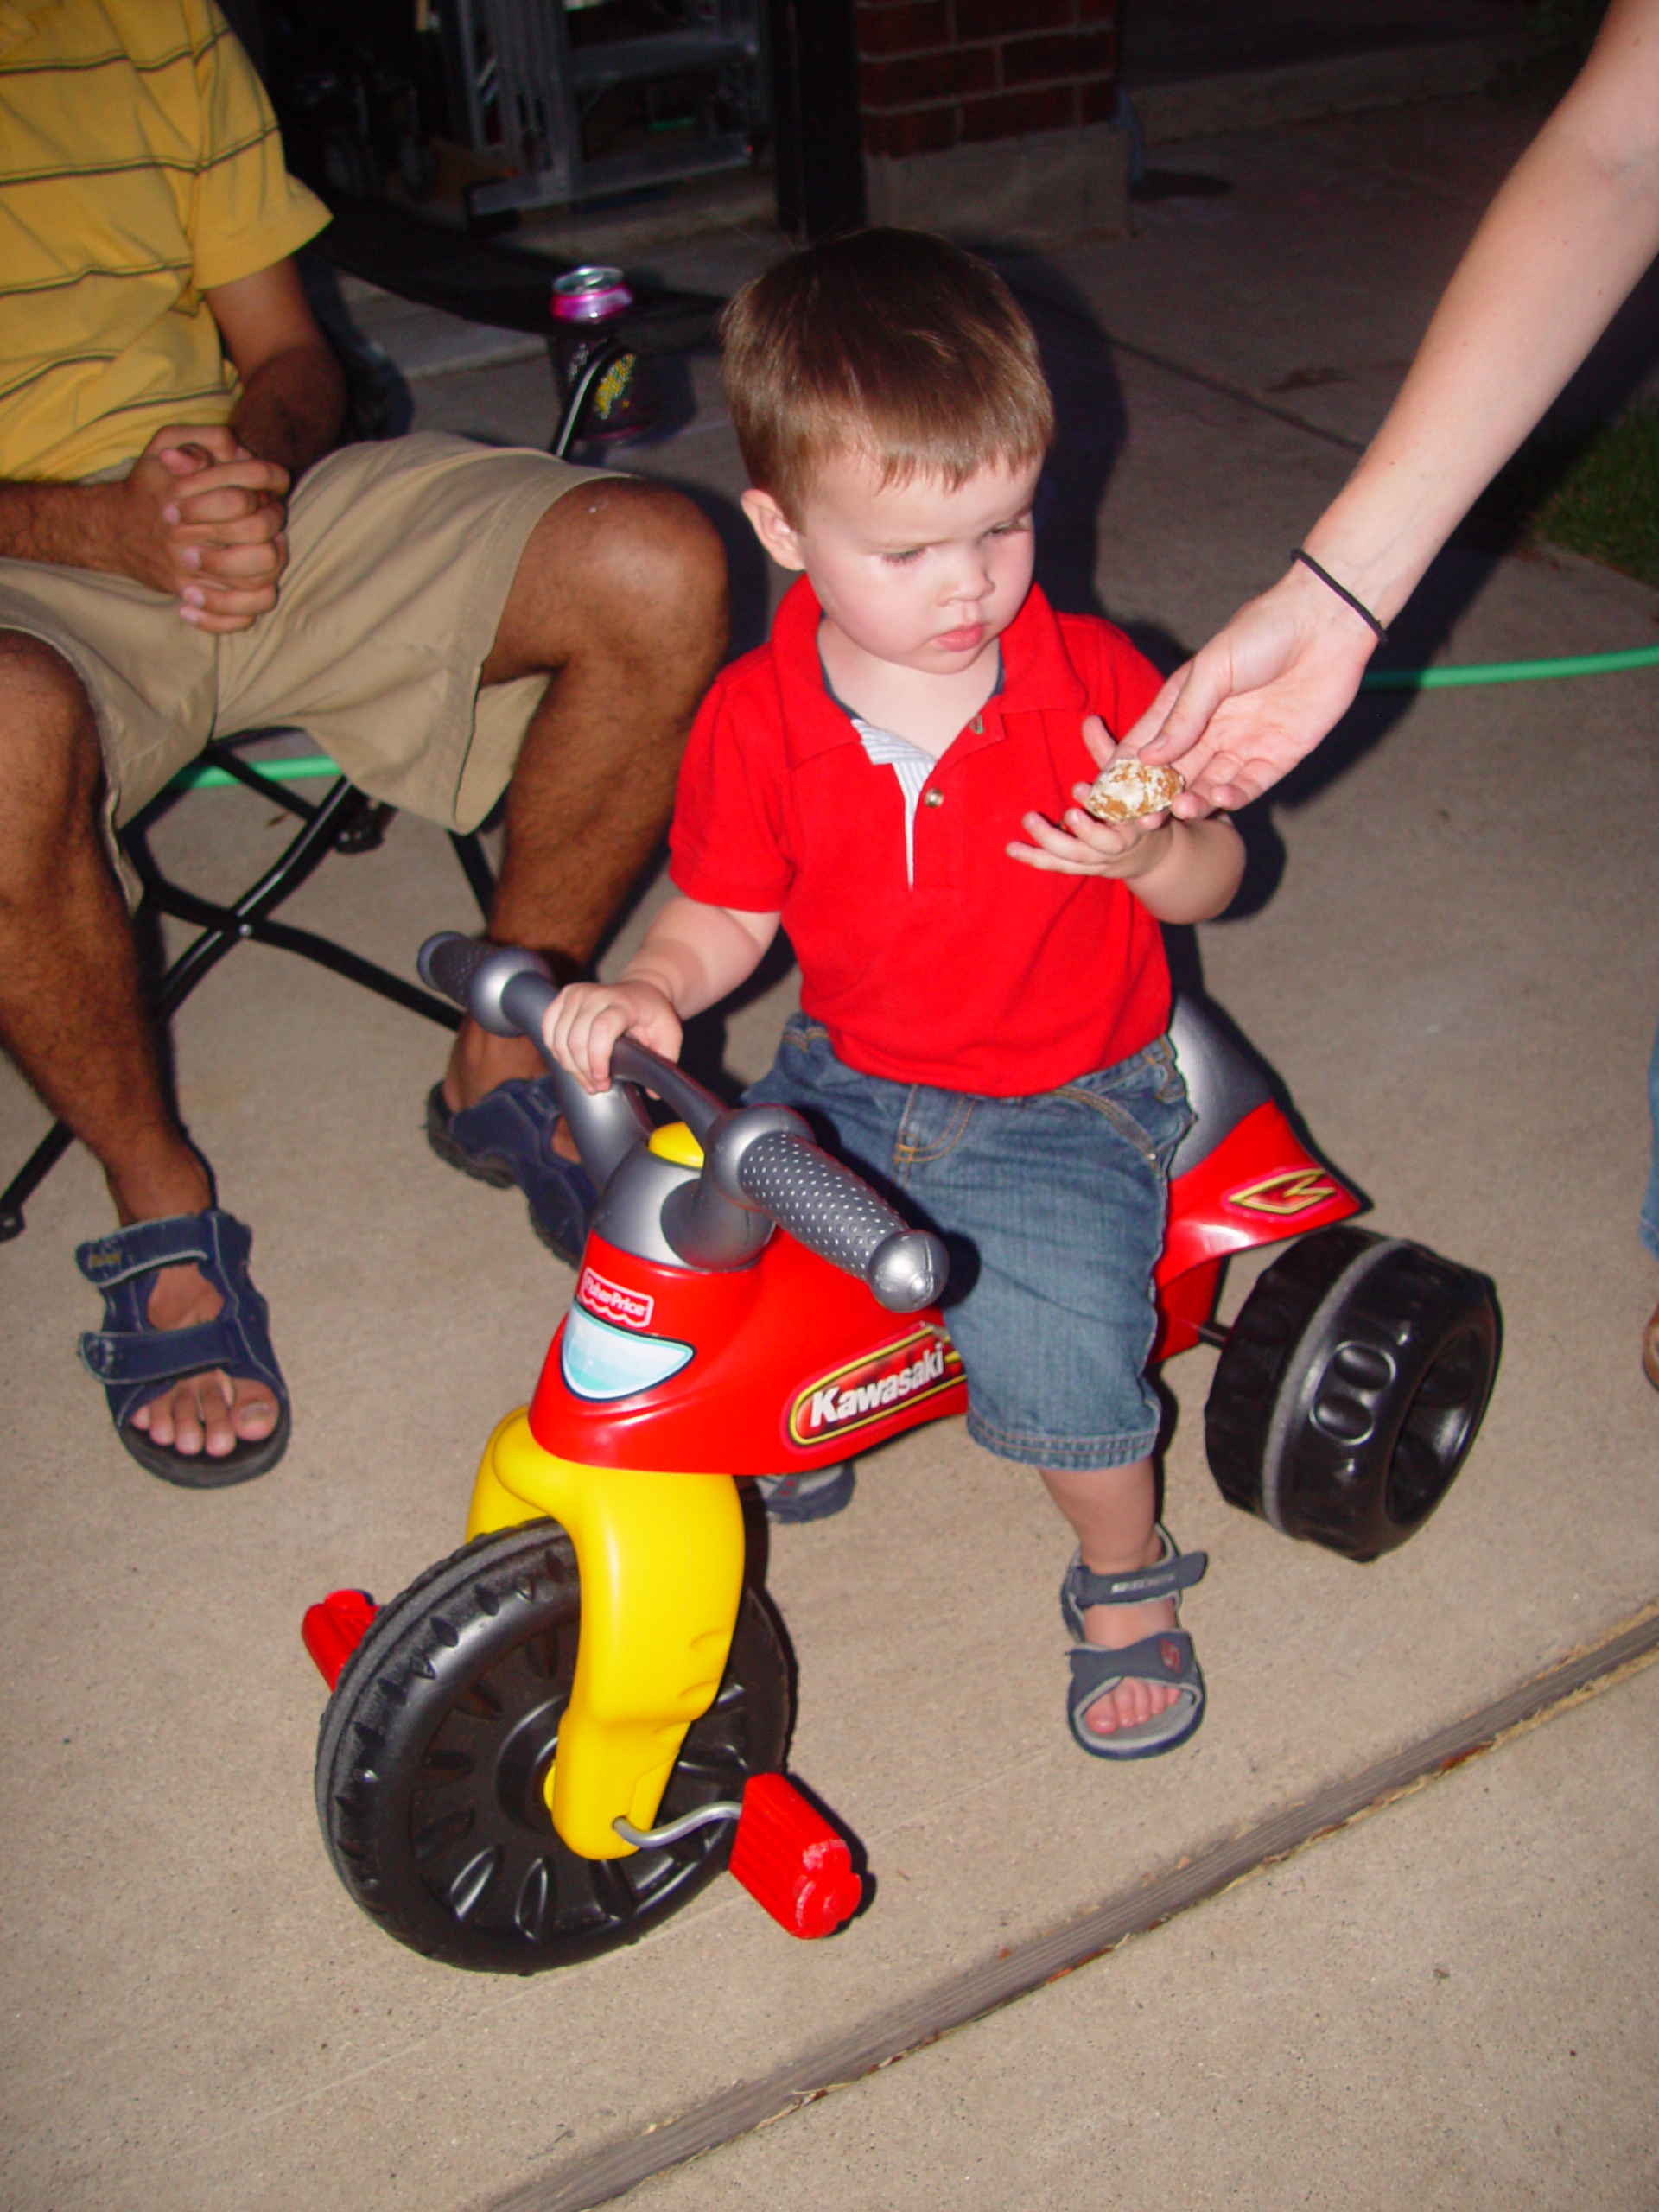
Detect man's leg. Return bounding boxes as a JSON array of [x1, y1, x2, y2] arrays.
[[0, 630, 280, 1457], [436, 476, 728, 1110]]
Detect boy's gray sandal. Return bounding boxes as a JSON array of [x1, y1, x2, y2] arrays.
[[751, 1464, 855, 1522], [76, 1209, 290, 1487], [1060, 1523, 1207, 1760]]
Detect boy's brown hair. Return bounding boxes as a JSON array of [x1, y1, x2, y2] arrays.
[[719, 228, 1055, 522]]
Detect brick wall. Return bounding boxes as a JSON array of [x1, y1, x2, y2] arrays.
[[856, 0, 1118, 159]]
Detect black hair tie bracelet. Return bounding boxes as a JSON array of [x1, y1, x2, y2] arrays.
[[1291, 549, 1389, 643]]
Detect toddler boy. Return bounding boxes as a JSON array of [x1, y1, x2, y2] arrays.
[[546, 230, 1245, 1757]]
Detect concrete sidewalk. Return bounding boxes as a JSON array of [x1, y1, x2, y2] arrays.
[[3, 85, 1657, 2212], [626, 1652, 1659, 2212]]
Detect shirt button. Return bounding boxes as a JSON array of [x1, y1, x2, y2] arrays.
[[923, 790, 944, 807]]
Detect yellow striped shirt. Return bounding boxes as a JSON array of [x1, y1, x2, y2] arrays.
[[0, 0, 330, 480]]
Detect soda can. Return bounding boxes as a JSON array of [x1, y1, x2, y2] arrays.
[[550, 265, 658, 441]]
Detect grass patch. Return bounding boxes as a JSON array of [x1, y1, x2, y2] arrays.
[[1480, 402, 1659, 588]]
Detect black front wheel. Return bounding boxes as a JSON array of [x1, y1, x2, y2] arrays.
[[315, 1522, 791, 1972], [1205, 1226, 1499, 1561]]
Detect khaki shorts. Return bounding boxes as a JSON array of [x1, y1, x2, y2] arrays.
[[0, 433, 607, 880]]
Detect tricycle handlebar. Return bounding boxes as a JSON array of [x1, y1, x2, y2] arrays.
[[416, 934, 948, 1311], [731, 1128, 944, 1310]]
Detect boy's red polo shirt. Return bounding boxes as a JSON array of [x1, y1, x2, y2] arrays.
[[670, 578, 1173, 1096]]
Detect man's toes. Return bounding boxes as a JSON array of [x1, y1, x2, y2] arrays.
[[229, 1381, 279, 1446], [199, 1375, 270, 1457], [137, 1392, 187, 1450], [151, 1390, 203, 1455], [200, 1391, 242, 1456], [184, 1382, 227, 1453], [130, 1372, 274, 1458]]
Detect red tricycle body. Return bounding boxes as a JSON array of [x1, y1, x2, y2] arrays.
[[306, 942, 1496, 1974], [525, 1085, 1358, 1475]]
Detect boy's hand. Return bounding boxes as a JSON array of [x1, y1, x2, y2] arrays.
[[1007, 715, 1173, 879], [544, 979, 683, 1093], [1007, 801, 1174, 879]]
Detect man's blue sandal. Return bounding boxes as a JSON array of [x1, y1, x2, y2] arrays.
[[76, 1210, 291, 1487], [1059, 1523, 1208, 1759], [425, 1079, 596, 1267]]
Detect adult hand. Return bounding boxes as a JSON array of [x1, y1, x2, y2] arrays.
[[1120, 563, 1379, 816], [118, 423, 292, 631], [1006, 713, 1176, 877]]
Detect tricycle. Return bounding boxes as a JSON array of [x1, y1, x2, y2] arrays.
[[304, 934, 1498, 1971]]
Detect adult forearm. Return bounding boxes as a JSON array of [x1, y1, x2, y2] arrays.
[[1128, 0, 1659, 810], [0, 479, 124, 569], [0, 425, 295, 614], [1305, 8, 1659, 623], [229, 340, 346, 480]]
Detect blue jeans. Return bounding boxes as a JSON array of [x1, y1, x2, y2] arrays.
[[1643, 1017, 1659, 1263], [746, 1017, 1193, 1470]]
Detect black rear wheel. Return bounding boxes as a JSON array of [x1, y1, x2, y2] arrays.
[[315, 1521, 791, 1972], [1205, 1226, 1499, 1560]]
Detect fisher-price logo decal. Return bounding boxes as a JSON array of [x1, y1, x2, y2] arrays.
[[788, 1328, 963, 1446], [577, 1267, 655, 1332], [1224, 1168, 1342, 1218]]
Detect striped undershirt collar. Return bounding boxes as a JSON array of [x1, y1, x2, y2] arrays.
[[821, 645, 1003, 887]]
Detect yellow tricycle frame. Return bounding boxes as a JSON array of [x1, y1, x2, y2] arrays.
[[467, 1408, 746, 1860]]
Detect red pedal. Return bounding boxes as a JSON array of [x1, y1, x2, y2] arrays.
[[728, 1772, 861, 1938], [302, 1589, 378, 1689]]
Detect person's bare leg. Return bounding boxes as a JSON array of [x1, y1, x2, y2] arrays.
[[438, 477, 728, 1111], [1041, 1457, 1182, 1737], [0, 632, 278, 1458]]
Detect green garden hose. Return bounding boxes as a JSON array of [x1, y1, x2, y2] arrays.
[[180, 754, 337, 788], [176, 643, 1659, 791], [1360, 643, 1659, 690]]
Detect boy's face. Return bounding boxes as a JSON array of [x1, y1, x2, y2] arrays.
[[741, 450, 1042, 682]]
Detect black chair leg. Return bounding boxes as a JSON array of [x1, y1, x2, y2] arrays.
[[0, 1122, 76, 1243], [448, 827, 497, 913], [1, 755, 496, 1242]]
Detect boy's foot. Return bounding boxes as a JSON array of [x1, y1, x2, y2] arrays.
[[1059, 1527, 1208, 1756], [1643, 1298, 1659, 1391], [1075, 1576, 1181, 1737], [752, 1464, 855, 1522]]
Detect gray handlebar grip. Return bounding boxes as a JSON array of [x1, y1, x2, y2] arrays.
[[417, 931, 493, 1008], [734, 1129, 948, 1312], [416, 934, 562, 1043]]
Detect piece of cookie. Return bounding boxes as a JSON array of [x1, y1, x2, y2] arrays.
[[1080, 757, 1185, 823]]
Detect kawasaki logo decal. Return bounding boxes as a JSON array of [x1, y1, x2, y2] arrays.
[[788, 1329, 962, 1446]]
